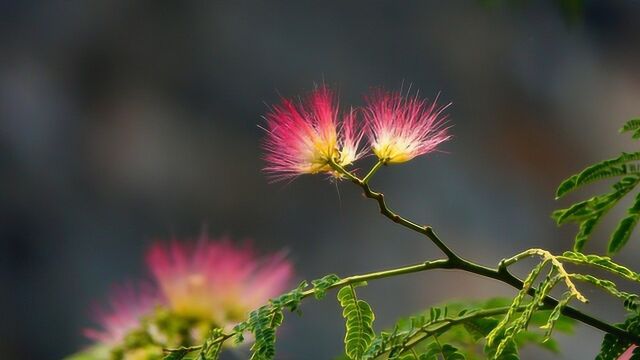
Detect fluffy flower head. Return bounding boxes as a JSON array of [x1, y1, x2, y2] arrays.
[[262, 86, 363, 181], [146, 235, 293, 326], [364, 89, 451, 164], [84, 283, 160, 345]]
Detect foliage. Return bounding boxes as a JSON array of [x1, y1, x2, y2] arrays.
[[244, 281, 309, 360], [554, 119, 640, 254], [560, 251, 640, 282], [313, 274, 342, 299], [486, 249, 587, 357], [353, 298, 575, 360], [163, 348, 190, 360], [338, 283, 376, 360], [570, 274, 640, 312]]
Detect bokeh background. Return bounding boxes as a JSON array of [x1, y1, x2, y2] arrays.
[[2, 1, 640, 359]]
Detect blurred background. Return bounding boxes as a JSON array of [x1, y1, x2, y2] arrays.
[[2, 1, 640, 359]]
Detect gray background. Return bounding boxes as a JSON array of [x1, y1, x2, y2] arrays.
[[2, 1, 640, 359]]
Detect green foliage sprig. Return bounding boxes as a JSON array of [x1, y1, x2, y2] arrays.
[[338, 283, 376, 359], [554, 119, 640, 254]]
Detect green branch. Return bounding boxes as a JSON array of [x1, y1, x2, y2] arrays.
[[362, 160, 384, 184], [164, 259, 452, 355]]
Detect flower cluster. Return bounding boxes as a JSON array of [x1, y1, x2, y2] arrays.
[[262, 85, 450, 181], [81, 235, 293, 359]]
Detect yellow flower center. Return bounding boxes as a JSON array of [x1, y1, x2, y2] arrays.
[[373, 137, 415, 164]]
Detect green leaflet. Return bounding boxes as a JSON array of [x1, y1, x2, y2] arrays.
[[483, 339, 520, 360], [571, 274, 639, 311], [553, 174, 640, 252], [574, 215, 601, 252], [560, 251, 640, 282], [338, 283, 376, 360], [621, 118, 640, 139], [492, 274, 561, 358], [464, 317, 500, 341], [196, 329, 224, 360], [232, 281, 311, 360], [164, 348, 190, 360], [248, 306, 282, 360], [269, 280, 308, 313], [609, 192, 640, 254], [487, 250, 586, 359], [361, 328, 403, 360], [419, 342, 466, 360], [486, 261, 549, 348], [313, 274, 341, 299], [596, 314, 640, 360], [540, 292, 574, 341], [555, 152, 640, 199], [553, 119, 640, 253], [359, 298, 574, 360]]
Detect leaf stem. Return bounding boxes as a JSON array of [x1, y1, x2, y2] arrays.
[[300, 259, 451, 299], [362, 160, 384, 184]]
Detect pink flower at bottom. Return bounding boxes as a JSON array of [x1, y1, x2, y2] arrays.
[[619, 344, 638, 360], [146, 235, 293, 326], [83, 282, 160, 345]]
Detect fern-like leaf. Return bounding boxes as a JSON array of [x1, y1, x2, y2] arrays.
[[163, 348, 190, 360], [555, 152, 640, 199], [560, 251, 640, 282], [361, 298, 575, 360], [338, 283, 376, 360], [609, 192, 640, 254], [621, 118, 640, 139], [553, 120, 640, 253], [540, 292, 575, 341], [484, 338, 520, 360], [486, 260, 549, 349], [312, 274, 341, 300], [269, 280, 307, 313], [196, 329, 224, 360], [248, 306, 281, 360], [571, 274, 639, 312], [554, 175, 640, 252], [488, 249, 586, 358], [420, 342, 466, 360]]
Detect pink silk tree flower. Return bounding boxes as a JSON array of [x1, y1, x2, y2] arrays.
[[364, 89, 451, 164], [83, 282, 160, 345], [262, 86, 364, 181], [146, 236, 293, 327], [619, 344, 638, 360]]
